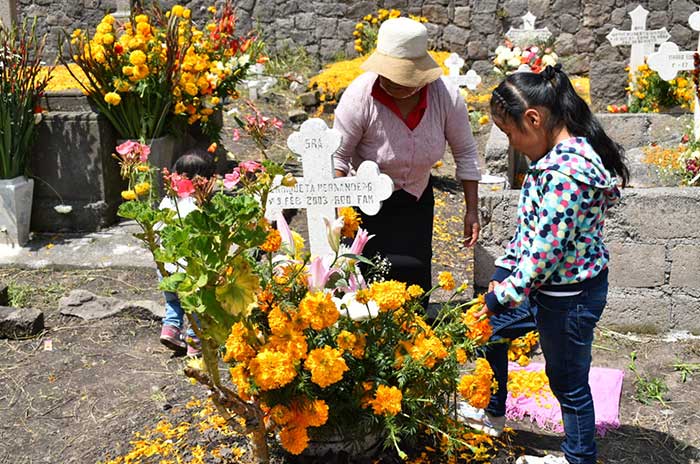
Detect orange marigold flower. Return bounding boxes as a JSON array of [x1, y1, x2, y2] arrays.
[[268, 328, 308, 361], [355, 288, 371, 304], [338, 207, 361, 238], [369, 280, 406, 311], [370, 385, 402, 416], [229, 365, 252, 399], [304, 346, 348, 388], [260, 229, 282, 253], [407, 284, 424, 298], [248, 349, 297, 391], [256, 288, 275, 312], [458, 358, 495, 409], [299, 291, 339, 330], [279, 426, 309, 455], [438, 271, 455, 291], [223, 322, 256, 363]]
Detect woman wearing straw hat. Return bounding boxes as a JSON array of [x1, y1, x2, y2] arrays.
[[333, 17, 481, 294]]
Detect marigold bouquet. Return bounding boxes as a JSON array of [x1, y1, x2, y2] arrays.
[[492, 39, 557, 75], [627, 62, 694, 113], [60, 2, 262, 141], [120, 132, 497, 462]]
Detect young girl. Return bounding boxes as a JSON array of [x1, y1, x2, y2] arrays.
[[158, 149, 215, 357], [475, 64, 629, 464]]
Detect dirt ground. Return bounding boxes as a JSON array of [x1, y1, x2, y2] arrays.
[[3, 92, 700, 464]]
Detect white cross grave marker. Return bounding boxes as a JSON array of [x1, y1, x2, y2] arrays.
[[444, 53, 481, 91], [112, 0, 131, 21], [246, 63, 277, 101], [606, 5, 671, 87], [0, 0, 17, 28], [265, 118, 394, 256], [505, 12, 552, 46], [647, 9, 700, 141]]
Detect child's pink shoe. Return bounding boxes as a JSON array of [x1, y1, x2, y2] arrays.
[[160, 325, 186, 353], [186, 335, 202, 358]]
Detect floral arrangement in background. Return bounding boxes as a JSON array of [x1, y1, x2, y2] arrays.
[[61, 2, 263, 142], [625, 63, 694, 113], [492, 39, 558, 75], [0, 19, 51, 180], [353, 8, 428, 55], [643, 133, 700, 186]]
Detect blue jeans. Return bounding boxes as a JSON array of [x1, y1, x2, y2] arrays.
[[482, 280, 608, 464], [162, 291, 196, 337]]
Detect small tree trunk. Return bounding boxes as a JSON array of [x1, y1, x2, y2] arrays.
[[249, 424, 270, 463]]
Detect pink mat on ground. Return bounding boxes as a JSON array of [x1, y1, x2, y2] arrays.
[[505, 362, 624, 436]]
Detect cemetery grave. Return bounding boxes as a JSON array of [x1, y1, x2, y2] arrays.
[[1, 1, 700, 464]]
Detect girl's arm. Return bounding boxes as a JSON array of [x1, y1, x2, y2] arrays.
[[485, 169, 585, 313]]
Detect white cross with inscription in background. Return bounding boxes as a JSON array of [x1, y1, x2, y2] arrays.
[[606, 5, 671, 87], [647, 9, 700, 141], [265, 118, 394, 256], [444, 53, 481, 91], [0, 0, 17, 28], [505, 12, 552, 46]]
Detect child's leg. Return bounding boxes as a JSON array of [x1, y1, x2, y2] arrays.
[[532, 284, 607, 464], [163, 291, 185, 328], [483, 300, 537, 417]]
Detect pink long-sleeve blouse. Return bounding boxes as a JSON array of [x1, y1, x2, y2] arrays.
[[333, 72, 482, 199]]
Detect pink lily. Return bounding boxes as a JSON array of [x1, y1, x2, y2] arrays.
[[307, 256, 337, 292], [276, 211, 295, 256], [349, 228, 373, 256], [239, 160, 264, 173]]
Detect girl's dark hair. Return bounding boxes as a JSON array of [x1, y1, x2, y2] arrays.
[[490, 64, 630, 186], [172, 148, 215, 179]]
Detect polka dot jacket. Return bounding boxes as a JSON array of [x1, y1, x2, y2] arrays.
[[485, 137, 621, 314]]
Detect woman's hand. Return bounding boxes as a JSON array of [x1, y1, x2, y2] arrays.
[[463, 210, 480, 248]]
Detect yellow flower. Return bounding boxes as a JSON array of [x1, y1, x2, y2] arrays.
[[407, 284, 424, 298], [134, 182, 150, 196], [121, 190, 136, 200], [389, 9, 401, 18], [223, 322, 256, 363], [478, 114, 490, 125], [438, 271, 455, 291], [369, 280, 406, 311], [171, 5, 185, 16], [101, 14, 115, 25], [96, 23, 112, 34], [355, 22, 364, 30], [304, 346, 348, 388], [174, 102, 187, 114], [370, 385, 402, 416], [114, 79, 131, 92], [136, 164, 149, 172], [136, 21, 151, 36], [338, 207, 361, 238], [183, 8, 192, 19], [102, 33, 114, 45], [458, 358, 495, 409], [207, 6, 217, 13], [134, 14, 149, 23], [299, 291, 339, 330], [279, 426, 309, 455], [229, 365, 252, 399], [248, 349, 297, 390], [129, 50, 147, 66], [104, 92, 121, 106], [260, 229, 282, 253]]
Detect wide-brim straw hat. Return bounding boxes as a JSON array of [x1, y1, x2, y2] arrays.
[[361, 17, 442, 88]]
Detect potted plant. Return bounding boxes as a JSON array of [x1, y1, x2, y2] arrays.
[[0, 19, 51, 246]]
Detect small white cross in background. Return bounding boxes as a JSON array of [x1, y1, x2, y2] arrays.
[[265, 119, 393, 256], [647, 9, 700, 141], [606, 5, 671, 87], [246, 63, 277, 101], [505, 12, 552, 46], [444, 53, 481, 91]]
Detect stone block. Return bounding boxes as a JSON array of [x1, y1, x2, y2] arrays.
[[596, 114, 650, 150], [670, 246, 700, 289], [114, 300, 164, 321], [288, 109, 309, 124], [422, 4, 449, 24], [474, 244, 503, 288], [0, 306, 44, 339], [484, 124, 510, 177], [601, 289, 671, 334], [671, 294, 700, 334], [0, 177, 33, 247], [29, 108, 124, 233], [648, 113, 691, 144], [555, 33, 576, 55], [443, 24, 468, 47], [59, 289, 120, 320], [558, 13, 579, 34], [454, 6, 470, 27], [607, 242, 666, 288], [299, 91, 319, 107], [616, 189, 700, 240]]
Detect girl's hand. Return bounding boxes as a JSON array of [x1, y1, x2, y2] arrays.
[[474, 304, 494, 319], [463, 210, 480, 248], [488, 280, 498, 292]]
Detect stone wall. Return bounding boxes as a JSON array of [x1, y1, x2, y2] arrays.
[[475, 187, 700, 334], [18, 0, 699, 107]]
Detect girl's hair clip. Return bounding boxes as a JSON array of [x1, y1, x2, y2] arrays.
[[541, 63, 562, 82]]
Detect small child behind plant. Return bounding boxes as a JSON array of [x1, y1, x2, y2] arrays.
[[158, 148, 215, 357]]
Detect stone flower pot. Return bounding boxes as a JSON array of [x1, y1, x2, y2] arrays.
[[298, 423, 384, 460], [0, 176, 34, 247]]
